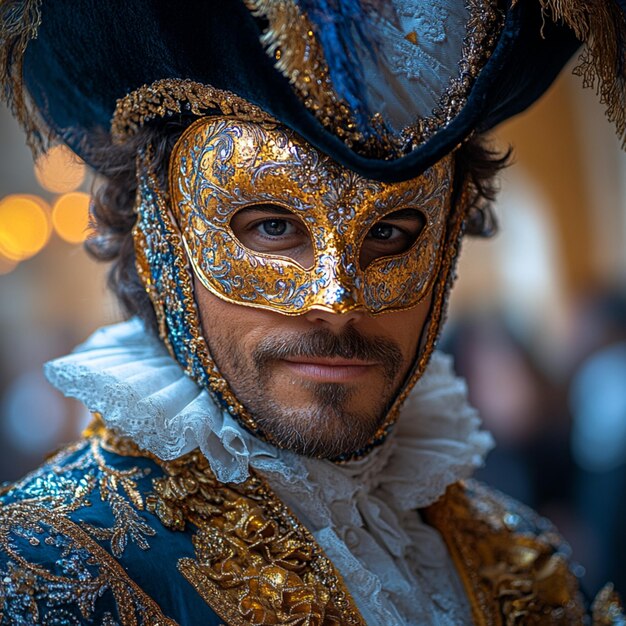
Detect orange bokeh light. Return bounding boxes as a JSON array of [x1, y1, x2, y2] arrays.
[[52, 192, 93, 244], [35, 145, 86, 194], [0, 194, 52, 261]]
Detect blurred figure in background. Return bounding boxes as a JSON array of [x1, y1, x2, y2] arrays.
[[568, 287, 626, 597], [444, 314, 575, 513]]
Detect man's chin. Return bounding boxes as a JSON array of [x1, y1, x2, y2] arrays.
[[251, 395, 385, 459]]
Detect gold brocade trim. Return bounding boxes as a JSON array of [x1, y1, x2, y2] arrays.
[[592, 583, 626, 625], [0, 500, 177, 625], [425, 481, 586, 625], [527, 0, 626, 147], [243, 0, 379, 154], [140, 447, 366, 626], [112, 79, 279, 143]]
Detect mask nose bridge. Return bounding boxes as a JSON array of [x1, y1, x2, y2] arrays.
[[311, 228, 366, 314], [306, 178, 372, 314]]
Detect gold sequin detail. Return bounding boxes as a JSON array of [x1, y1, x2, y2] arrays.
[[425, 481, 587, 625], [528, 0, 626, 147]]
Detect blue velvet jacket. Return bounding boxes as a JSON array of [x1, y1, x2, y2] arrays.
[[0, 423, 622, 625]]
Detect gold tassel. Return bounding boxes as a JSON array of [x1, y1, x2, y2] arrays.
[[243, 0, 327, 100], [0, 0, 50, 155], [534, 0, 626, 147]]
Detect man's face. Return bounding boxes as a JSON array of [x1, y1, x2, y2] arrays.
[[168, 117, 454, 457], [195, 277, 431, 458]]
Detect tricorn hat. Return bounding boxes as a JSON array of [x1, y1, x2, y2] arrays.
[[2, 0, 625, 182]]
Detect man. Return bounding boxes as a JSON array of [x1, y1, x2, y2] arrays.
[[0, 1, 624, 624]]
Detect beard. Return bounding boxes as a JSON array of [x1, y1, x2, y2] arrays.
[[209, 325, 405, 458]]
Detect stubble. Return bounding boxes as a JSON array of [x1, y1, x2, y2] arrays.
[[209, 326, 405, 458]]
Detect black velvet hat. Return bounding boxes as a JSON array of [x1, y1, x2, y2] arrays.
[[1, 0, 625, 182]]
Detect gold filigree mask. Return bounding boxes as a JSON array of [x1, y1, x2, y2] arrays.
[[169, 117, 453, 316]]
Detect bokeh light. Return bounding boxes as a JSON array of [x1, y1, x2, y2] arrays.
[[52, 192, 92, 244], [34, 145, 86, 194], [0, 194, 51, 261]]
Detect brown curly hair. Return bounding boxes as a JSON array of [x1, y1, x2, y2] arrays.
[[85, 118, 510, 332]]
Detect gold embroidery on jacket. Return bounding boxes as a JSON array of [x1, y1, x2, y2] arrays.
[[81, 439, 156, 557], [0, 435, 176, 625], [0, 502, 176, 625], [425, 481, 586, 625], [142, 448, 366, 625]]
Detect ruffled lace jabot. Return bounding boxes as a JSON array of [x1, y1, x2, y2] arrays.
[[46, 319, 494, 625]]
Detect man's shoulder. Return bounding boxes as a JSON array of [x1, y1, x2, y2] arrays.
[[0, 437, 181, 625], [0, 431, 239, 626], [425, 479, 624, 625], [430, 479, 574, 554]]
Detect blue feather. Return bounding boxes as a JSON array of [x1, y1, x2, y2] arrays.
[[294, 0, 390, 136]]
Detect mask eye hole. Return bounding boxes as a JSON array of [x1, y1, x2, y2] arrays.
[[230, 203, 314, 269], [359, 208, 426, 270]]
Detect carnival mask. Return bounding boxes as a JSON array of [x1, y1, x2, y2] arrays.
[[169, 117, 453, 316]]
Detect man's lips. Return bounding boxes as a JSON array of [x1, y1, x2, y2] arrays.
[[281, 357, 378, 382]]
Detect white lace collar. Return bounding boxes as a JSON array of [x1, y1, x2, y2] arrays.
[[45, 319, 494, 625], [45, 318, 492, 505]]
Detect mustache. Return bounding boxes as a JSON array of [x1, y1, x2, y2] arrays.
[[252, 327, 403, 382]]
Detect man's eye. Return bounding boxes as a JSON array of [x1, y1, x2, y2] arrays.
[[368, 223, 397, 241], [259, 219, 292, 237], [230, 205, 314, 268], [360, 208, 425, 269]]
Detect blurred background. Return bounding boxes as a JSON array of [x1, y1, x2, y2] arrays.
[[1, 59, 625, 599]]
